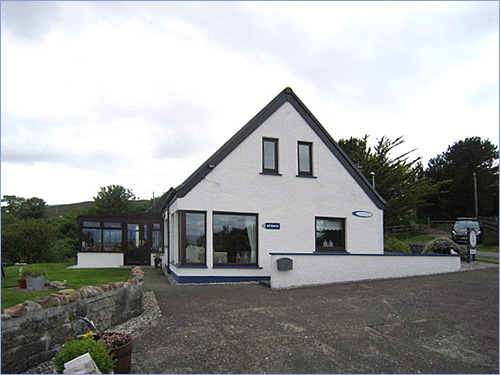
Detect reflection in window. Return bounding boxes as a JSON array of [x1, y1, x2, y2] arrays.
[[316, 217, 345, 251], [103, 229, 122, 251], [213, 213, 257, 265], [82, 228, 101, 251], [179, 211, 206, 265], [127, 224, 140, 249]]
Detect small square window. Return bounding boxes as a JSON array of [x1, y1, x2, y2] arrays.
[[298, 141, 313, 176], [262, 138, 279, 174], [315, 217, 345, 252]]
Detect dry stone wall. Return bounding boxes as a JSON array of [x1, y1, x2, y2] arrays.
[[1, 267, 145, 374]]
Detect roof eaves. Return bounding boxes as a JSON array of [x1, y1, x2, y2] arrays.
[[174, 88, 289, 198], [285, 90, 387, 209]]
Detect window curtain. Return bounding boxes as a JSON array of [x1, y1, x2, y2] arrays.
[[264, 141, 276, 170], [317, 219, 342, 231], [299, 144, 311, 172], [246, 217, 257, 263]]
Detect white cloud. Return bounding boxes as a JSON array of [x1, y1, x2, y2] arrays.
[[1, 1, 498, 204]]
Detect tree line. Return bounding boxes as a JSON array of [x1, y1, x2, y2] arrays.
[[338, 135, 498, 224]]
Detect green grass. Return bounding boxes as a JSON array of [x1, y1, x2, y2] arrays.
[[476, 257, 499, 264], [1, 263, 130, 310], [477, 244, 499, 253]]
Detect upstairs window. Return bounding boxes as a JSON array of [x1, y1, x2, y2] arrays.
[[262, 138, 279, 174], [298, 141, 313, 176]]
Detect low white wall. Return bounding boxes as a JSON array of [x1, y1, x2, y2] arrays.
[[76, 252, 124, 268], [270, 253, 461, 290]]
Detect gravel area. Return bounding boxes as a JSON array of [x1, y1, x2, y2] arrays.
[[25, 291, 161, 374]]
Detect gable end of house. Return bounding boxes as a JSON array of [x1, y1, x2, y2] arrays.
[[164, 87, 386, 210]]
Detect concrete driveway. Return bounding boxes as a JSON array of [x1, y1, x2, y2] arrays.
[[133, 266, 498, 374]]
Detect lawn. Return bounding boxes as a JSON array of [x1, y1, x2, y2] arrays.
[[1, 263, 131, 310], [476, 257, 499, 264]]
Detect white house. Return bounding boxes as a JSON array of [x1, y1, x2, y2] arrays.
[[77, 87, 460, 287], [158, 87, 389, 283]]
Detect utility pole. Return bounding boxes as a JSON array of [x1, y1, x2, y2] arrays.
[[473, 171, 478, 218]]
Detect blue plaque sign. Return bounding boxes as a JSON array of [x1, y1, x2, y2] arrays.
[[262, 222, 280, 230], [352, 210, 373, 218]]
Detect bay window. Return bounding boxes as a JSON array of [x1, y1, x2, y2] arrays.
[[213, 212, 258, 266], [179, 211, 206, 265]]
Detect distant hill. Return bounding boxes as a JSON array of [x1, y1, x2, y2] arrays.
[[46, 200, 152, 218]]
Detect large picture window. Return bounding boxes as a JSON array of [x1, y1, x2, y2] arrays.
[[213, 213, 258, 266], [316, 217, 345, 252], [298, 141, 313, 176], [82, 221, 122, 251], [262, 137, 279, 174], [179, 211, 206, 265]]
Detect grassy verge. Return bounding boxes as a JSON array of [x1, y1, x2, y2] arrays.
[[2, 263, 130, 310], [475, 257, 499, 264], [477, 244, 499, 253]]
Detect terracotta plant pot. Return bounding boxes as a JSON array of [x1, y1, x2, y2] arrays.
[[109, 337, 133, 374], [17, 279, 26, 289]]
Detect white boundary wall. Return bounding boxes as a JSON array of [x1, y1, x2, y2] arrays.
[[270, 253, 461, 290], [76, 252, 124, 268]]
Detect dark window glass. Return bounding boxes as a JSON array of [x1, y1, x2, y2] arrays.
[[82, 228, 102, 251], [298, 142, 313, 175], [152, 229, 162, 251], [263, 138, 279, 173], [316, 218, 345, 251], [213, 213, 258, 265], [83, 221, 100, 228], [103, 229, 122, 251], [179, 211, 206, 265], [104, 222, 121, 228]]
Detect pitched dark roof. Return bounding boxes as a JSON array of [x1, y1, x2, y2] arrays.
[[160, 87, 386, 211]]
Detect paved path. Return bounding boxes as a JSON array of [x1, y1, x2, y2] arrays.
[[134, 265, 499, 374]]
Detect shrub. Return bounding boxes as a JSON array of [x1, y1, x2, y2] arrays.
[[423, 237, 465, 257], [53, 338, 115, 374], [384, 236, 411, 253], [1, 219, 56, 263], [21, 264, 47, 277]]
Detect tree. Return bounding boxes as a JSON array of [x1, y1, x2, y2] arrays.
[[1, 196, 47, 219], [338, 135, 440, 225], [424, 137, 499, 219], [1, 219, 57, 263], [92, 185, 137, 214]]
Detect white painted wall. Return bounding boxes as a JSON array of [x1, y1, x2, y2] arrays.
[[270, 253, 461, 290], [168, 102, 383, 278], [76, 252, 124, 268]]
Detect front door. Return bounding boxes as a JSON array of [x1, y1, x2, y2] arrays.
[[125, 223, 150, 265]]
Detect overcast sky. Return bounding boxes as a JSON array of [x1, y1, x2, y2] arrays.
[[1, 1, 498, 205]]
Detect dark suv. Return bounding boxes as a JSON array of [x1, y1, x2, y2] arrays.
[[451, 218, 482, 244]]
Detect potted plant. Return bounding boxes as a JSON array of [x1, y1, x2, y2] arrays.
[[18, 269, 27, 289], [154, 253, 163, 269], [53, 336, 115, 374], [24, 264, 47, 291], [75, 317, 133, 374]]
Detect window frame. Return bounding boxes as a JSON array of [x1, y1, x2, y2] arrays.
[[212, 211, 259, 267], [262, 137, 279, 174], [178, 210, 207, 266], [297, 141, 313, 176], [315, 217, 346, 252]]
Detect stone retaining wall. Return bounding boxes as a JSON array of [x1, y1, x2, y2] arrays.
[[1, 267, 145, 374]]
